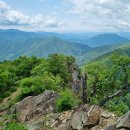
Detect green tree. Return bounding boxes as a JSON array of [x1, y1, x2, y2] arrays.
[[31, 59, 49, 76], [47, 54, 75, 86], [0, 65, 17, 99], [14, 56, 40, 78], [83, 54, 130, 107], [20, 72, 63, 99]]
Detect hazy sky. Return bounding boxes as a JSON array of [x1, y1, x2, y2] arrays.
[[0, 0, 130, 32]]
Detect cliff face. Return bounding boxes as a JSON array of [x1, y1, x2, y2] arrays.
[[1, 90, 130, 130]]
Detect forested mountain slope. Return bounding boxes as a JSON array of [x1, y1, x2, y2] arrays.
[[80, 42, 130, 65], [0, 36, 91, 61]]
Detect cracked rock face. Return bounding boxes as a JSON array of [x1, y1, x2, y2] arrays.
[[70, 105, 101, 130], [116, 111, 130, 129], [10, 91, 130, 130], [71, 111, 85, 130], [105, 111, 130, 130], [40, 105, 105, 130], [10, 90, 58, 122]]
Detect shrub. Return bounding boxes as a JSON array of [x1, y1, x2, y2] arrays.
[[20, 76, 43, 98], [56, 89, 81, 112], [106, 100, 129, 116], [19, 72, 63, 99], [4, 122, 27, 130]]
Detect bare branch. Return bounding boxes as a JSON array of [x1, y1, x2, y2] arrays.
[[99, 89, 129, 107]]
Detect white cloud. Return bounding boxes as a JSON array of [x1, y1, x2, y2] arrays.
[[0, 0, 64, 29], [30, 15, 65, 28], [31, 15, 57, 27], [4, 10, 29, 25], [0, 1, 30, 25], [0, 1, 9, 10], [65, 0, 130, 31], [1, 0, 130, 31]]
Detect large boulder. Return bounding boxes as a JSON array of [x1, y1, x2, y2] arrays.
[[67, 105, 101, 130], [116, 111, 130, 129], [101, 110, 112, 119], [85, 105, 101, 128], [11, 90, 58, 122], [71, 111, 85, 130]]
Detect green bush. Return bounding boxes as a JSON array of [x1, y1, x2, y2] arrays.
[[106, 100, 129, 116], [0, 55, 76, 101], [19, 76, 43, 98], [4, 122, 27, 130], [19, 72, 63, 99], [56, 89, 81, 112]]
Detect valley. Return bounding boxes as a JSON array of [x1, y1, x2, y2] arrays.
[[0, 29, 130, 65]]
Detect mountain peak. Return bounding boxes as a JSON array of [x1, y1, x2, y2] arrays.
[[87, 33, 129, 47]]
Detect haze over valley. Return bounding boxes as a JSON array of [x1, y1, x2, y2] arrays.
[[0, 29, 130, 65]]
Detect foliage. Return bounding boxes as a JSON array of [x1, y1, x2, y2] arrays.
[[0, 54, 77, 101], [106, 100, 129, 116], [47, 54, 75, 85], [0, 64, 17, 99], [4, 122, 27, 130], [56, 89, 81, 112], [13, 56, 40, 78], [0, 54, 79, 128], [19, 73, 63, 99], [31, 59, 49, 76], [122, 94, 130, 109], [1, 53, 130, 117], [82, 54, 130, 114]]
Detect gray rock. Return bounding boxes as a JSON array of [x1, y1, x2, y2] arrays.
[[105, 124, 116, 130], [116, 111, 130, 129], [27, 121, 43, 130], [71, 112, 84, 130], [102, 110, 112, 119], [11, 90, 58, 122], [82, 112, 88, 124], [79, 104, 90, 112], [85, 105, 101, 128]]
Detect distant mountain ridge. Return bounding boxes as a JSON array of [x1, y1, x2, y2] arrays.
[[0, 29, 41, 41], [92, 46, 130, 63], [0, 31, 91, 61], [86, 33, 129, 47], [0, 29, 130, 65], [80, 42, 130, 65], [0, 29, 129, 45], [38, 31, 130, 47]]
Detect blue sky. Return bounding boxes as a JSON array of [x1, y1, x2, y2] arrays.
[[0, 0, 130, 32]]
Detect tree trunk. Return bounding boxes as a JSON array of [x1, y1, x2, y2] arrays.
[[81, 72, 88, 104], [99, 89, 129, 107], [90, 76, 98, 97]]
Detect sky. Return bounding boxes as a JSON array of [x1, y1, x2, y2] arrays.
[[0, 0, 130, 32]]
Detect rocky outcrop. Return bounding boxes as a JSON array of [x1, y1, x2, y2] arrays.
[[105, 111, 130, 130], [70, 105, 101, 130], [71, 66, 81, 93], [10, 90, 58, 122], [116, 111, 130, 129], [8, 91, 130, 130], [26, 104, 117, 130]]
